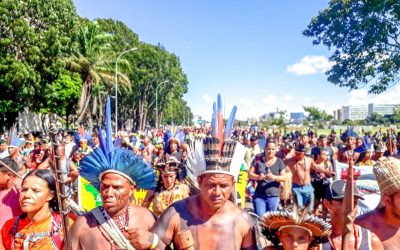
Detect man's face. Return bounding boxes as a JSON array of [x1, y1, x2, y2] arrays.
[[40, 144, 47, 151], [384, 192, 400, 219], [324, 199, 359, 218], [198, 173, 234, 211], [295, 151, 305, 161], [0, 144, 6, 151], [8, 147, 18, 155], [278, 227, 312, 250], [301, 136, 310, 144], [250, 139, 257, 147], [20, 175, 53, 214], [347, 137, 356, 147], [0, 170, 11, 189], [100, 173, 134, 214]]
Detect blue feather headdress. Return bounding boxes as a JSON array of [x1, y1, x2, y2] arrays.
[[340, 127, 359, 142], [7, 125, 23, 148], [74, 125, 94, 147], [79, 96, 156, 190]]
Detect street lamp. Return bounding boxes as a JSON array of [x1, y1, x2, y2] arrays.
[[115, 47, 137, 135], [156, 80, 169, 129]]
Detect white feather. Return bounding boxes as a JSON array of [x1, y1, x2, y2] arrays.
[[230, 142, 246, 180], [186, 139, 206, 177]]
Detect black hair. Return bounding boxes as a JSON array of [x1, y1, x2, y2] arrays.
[[0, 157, 20, 175], [22, 169, 59, 212]]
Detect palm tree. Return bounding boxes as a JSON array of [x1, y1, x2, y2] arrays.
[[67, 19, 131, 127]]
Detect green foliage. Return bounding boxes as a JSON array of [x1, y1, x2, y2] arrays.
[[304, 0, 400, 94], [303, 106, 332, 128], [0, 0, 79, 127], [0, 2, 191, 129]]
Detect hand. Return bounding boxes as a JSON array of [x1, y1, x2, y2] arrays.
[[259, 173, 266, 181], [265, 172, 274, 180], [327, 171, 336, 177], [127, 228, 154, 249]]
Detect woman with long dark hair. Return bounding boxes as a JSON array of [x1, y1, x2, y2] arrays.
[[0, 169, 67, 250], [142, 157, 189, 216]]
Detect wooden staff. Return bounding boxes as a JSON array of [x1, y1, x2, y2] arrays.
[[49, 123, 72, 250], [341, 152, 355, 250], [0, 160, 22, 179]]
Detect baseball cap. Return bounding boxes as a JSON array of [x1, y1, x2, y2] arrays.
[[325, 180, 364, 201]]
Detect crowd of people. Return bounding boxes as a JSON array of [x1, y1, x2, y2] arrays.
[[0, 119, 399, 249]]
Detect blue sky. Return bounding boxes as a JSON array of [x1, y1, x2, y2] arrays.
[[73, 0, 400, 120]]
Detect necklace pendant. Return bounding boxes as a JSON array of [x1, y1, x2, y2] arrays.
[[124, 226, 128, 231]]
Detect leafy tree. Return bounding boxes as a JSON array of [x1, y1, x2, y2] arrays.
[[304, 0, 400, 94], [303, 106, 331, 128], [0, 0, 79, 128], [68, 19, 131, 127]]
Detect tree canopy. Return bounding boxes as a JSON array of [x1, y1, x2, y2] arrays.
[[304, 0, 400, 94], [0, 0, 192, 130]]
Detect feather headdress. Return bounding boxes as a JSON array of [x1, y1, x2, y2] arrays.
[[340, 127, 359, 142], [79, 96, 156, 190], [7, 125, 23, 148], [74, 125, 94, 146], [260, 201, 331, 246], [186, 94, 245, 180]]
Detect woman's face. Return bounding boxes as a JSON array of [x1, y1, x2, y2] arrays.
[[265, 142, 277, 158], [170, 142, 178, 151], [20, 176, 53, 214]]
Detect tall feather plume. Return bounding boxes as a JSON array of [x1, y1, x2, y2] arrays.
[[105, 96, 114, 154], [98, 96, 114, 162], [217, 94, 224, 151], [79, 98, 156, 191], [212, 102, 217, 137], [224, 106, 237, 139]]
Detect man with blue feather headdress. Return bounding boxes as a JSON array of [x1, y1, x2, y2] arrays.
[[70, 97, 157, 250]]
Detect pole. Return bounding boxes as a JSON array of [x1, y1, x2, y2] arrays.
[[156, 80, 169, 129], [115, 47, 137, 135]]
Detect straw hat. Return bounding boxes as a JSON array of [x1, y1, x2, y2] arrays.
[[373, 157, 400, 206]]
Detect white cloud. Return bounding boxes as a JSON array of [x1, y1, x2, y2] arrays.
[[347, 85, 400, 106], [287, 55, 334, 75], [284, 94, 293, 101], [201, 93, 213, 104]]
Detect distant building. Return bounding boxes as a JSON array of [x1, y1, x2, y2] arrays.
[[334, 109, 343, 121], [342, 105, 368, 120], [368, 104, 396, 117], [290, 112, 305, 124]]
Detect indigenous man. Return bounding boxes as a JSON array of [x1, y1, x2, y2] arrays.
[[0, 158, 22, 229], [338, 129, 360, 163], [70, 143, 157, 249], [127, 96, 256, 250], [285, 144, 335, 212], [0, 139, 9, 159], [128, 139, 256, 250], [356, 157, 400, 249], [321, 180, 383, 249]]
